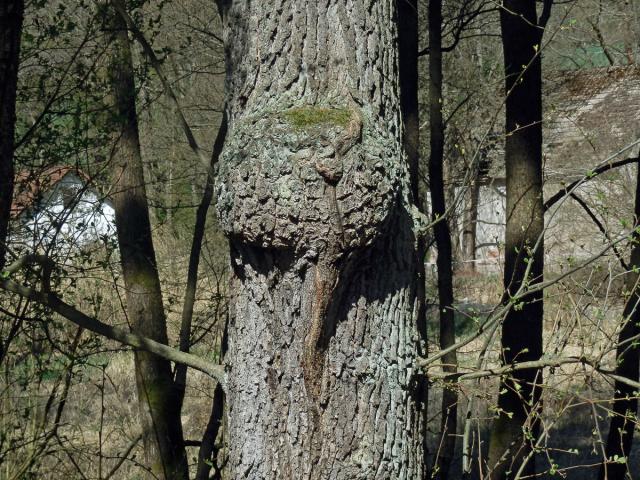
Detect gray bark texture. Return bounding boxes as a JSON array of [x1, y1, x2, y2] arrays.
[[215, 1, 427, 478]]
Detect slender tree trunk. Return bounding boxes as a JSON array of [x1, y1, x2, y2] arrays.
[[103, 3, 188, 478], [488, 3, 546, 478], [599, 164, 640, 480], [195, 383, 225, 480], [398, 0, 420, 204], [175, 111, 227, 412], [461, 177, 480, 273], [427, 1, 458, 478], [0, 0, 24, 270], [196, 316, 228, 480], [216, 1, 427, 477], [398, 0, 430, 473]]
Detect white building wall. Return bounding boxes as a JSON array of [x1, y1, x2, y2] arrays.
[[11, 173, 116, 256]]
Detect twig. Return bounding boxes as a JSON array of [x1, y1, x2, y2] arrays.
[[0, 276, 225, 386]]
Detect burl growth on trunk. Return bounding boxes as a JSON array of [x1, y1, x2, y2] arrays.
[[217, 102, 400, 395]]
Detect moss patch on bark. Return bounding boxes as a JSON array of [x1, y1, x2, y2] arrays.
[[283, 106, 351, 129]]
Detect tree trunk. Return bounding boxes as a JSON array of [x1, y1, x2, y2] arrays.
[[398, 0, 430, 473], [104, 3, 188, 478], [427, 1, 458, 478], [216, 1, 426, 478], [0, 0, 24, 270], [176, 111, 228, 412], [461, 177, 480, 273], [488, 3, 546, 478], [398, 0, 420, 205], [600, 163, 640, 480]]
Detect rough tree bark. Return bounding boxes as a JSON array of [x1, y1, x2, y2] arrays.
[[487, 2, 547, 478], [0, 0, 24, 270], [215, 1, 427, 478], [103, 3, 188, 478], [427, 1, 458, 478], [600, 163, 640, 480]]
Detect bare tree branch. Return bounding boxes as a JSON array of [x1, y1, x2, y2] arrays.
[[538, 0, 554, 30], [111, 0, 211, 168], [545, 154, 640, 211], [0, 276, 225, 385], [427, 355, 640, 392], [569, 192, 629, 270]]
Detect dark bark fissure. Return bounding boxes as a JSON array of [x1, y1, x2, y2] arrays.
[[487, 2, 547, 478], [104, 3, 187, 478], [0, 0, 24, 270], [427, 1, 458, 478], [599, 163, 640, 480], [216, 1, 426, 477]]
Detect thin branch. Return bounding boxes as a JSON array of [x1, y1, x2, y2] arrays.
[[545, 154, 640, 211], [111, 0, 211, 168], [177, 22, 223, 44], [103, 435, 143, 480], [0, 276, 225, 385], [418, 229, 631, 368], [427, 355, 640, 393], [569, 193, 628, 270]]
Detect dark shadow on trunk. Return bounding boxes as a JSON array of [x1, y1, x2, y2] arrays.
[[0, 0, 24, 270]]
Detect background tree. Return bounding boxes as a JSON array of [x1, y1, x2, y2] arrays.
[[427, 1, 458, 478], [0, 0, 24, 269], [487, 2, 551, 478], [102, 2, 188, 477], [600, 157, 640, 478]]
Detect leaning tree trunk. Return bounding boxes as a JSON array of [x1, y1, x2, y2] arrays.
[[104, 3, 188, 478], [0, 0, 24, 270], [600, 161, 640, 480], [215, 1, 427, 478], [487, 2, 546, 479]]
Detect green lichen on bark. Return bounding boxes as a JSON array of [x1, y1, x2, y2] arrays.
[[283, 106, 351, 129]]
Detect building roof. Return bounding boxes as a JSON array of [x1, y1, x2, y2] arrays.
[[543, 65, 640, 180], [479, 66, 640, 182], [11, 165, 90, 218]]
